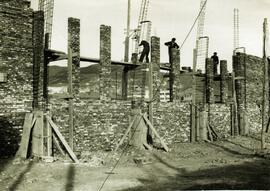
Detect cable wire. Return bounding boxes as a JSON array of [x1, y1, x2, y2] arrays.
[[98, 115, 143, 191], [179, 0, 208, 50]]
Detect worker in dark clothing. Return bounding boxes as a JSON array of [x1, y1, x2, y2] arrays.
[[165, 38, 179, 64], [138, 40, 150, 63], [211, 52, 219, 75]]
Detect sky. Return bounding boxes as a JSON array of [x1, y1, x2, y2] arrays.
[[30, 0, 270, 71]]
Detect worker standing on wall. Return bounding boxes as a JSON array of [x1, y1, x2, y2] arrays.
[[211, 52, 219, 75], [165, 38, 179, 64], [138, 40, 150, 63]]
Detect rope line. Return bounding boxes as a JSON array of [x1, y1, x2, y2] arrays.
[[98, 114, 143, 191], [179, 0, 208, 50]]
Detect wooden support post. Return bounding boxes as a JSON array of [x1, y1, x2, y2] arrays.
[[44, 33, 52, 157], [47, 117, 79, 163], [32, 111, 44, 157], [68, 47, 74, 151], [230, 104, 235, 136], [16, 113, 36, 159], [143, 114, 169, 152], [261, 18, 269, 150], [199, 109, 208, 141], [67, 18, 80, 150], [232, 72, 239, 136], [124, 0, 131, 62], [122, 67, 128, 100], [191, 49, 197, 142]]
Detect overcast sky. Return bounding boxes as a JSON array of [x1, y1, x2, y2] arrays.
[[31, 0, 270, 70]]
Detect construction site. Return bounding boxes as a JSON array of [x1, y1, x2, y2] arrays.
[[0, 0, 270, 190]]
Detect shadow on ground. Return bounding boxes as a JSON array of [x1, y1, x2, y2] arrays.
[[8, 161, 35, 191], [65, 164, 75, 191], [118, 140, 270, 191], [0, 117, 21, 173]]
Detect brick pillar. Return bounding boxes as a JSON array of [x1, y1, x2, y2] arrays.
[[171, 48, 181, 102], [99, 25, 111, 101], [220, 60, 228, 103], [151, 36, 160, 102], [68, 18, 80, 98], [205, 58, 214, 104], [233, 53, 246, 135], [32, 11, 44, 110]]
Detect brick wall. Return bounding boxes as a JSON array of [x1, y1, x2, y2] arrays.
[[0, 2, 33, 156], [245, 55, 263, 133]]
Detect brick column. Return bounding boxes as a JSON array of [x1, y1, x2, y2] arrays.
[[220, 60, 228, 103], [99, 25, 111, 101], [68, 18, 80, 98], [151, 36, 160, 102], [171, 48, 181, 102], [32, 11, 44, 110], [233, 53, 246, 135], [205, 58, 214, 104]]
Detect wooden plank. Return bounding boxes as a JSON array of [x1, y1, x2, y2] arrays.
[[207, 124, 213, 142], [68, 47, 74, 150], [142, 114, 169, 152], [209, 124, 219, 138], [32, 111, 44, 157], [16, 113, 34, 158], [46, 116, 52, 157], [52, 134, 65, 156], [114, 116, 137, 151], [143, 142, 152, 151], [47, 116, 79, 163]]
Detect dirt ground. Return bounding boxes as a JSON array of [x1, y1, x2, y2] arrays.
[[0, 135, 270, 191]]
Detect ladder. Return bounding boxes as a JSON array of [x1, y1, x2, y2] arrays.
[[134, 0, 151, 55], [39, 0, 54, 48]]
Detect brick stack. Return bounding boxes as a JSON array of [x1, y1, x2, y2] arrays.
[[99, 25, 111, 101]]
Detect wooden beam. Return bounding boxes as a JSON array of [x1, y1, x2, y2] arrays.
[[16, 113, 36, 159], [142, 114, 169, 152], [68, 47, 74, 150], [52, 134, 65, 156], [261, 18, 269, 150], [32, 111, 44, 157], [114, 115, 137, 151], [46, 49, 171, 71], [47, 116, 79, 163]]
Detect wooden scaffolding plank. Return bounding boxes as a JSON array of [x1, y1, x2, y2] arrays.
[[114, 115, 137, 151], [47, 116, 79, 163], [52, 134, 65, 156], [32, 111, 44, 157], [142, 114, 169, 152], [16, 113, 35, 158]]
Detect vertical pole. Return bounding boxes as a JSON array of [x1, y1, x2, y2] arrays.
[[262, 18, 269, 150], [122, 0, 131, 100], [124, 0, 131, 62], [231, 72, 239, 136], [68, 47, 74, 150], [191, 48, 197, 142], [44, 33, 52, 156]]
